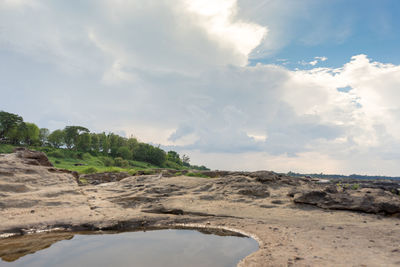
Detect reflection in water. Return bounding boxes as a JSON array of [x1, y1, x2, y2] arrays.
[[0, 229, 258, 267]]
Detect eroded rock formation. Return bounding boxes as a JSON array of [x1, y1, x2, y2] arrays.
[[1, 150, 400, 266]]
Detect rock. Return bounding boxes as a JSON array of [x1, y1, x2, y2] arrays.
[[293, 188, 400, 215], [82, 172, 130, 184], [199, 170, 231, 178], [238, 187, 270, 198], [14, 148, 53, 167]]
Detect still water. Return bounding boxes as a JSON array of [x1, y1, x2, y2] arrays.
[[0, 229, 258, 267]]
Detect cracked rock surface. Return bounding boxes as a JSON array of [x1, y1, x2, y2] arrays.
[[1, 150, 400, 266]]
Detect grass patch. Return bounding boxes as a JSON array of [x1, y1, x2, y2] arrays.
[[186, 172, 210, 178], [0, 144, 17, 154]]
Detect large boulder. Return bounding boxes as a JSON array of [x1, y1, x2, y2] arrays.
[[13, 148, 53, 167], [293, 187, 400, 215]]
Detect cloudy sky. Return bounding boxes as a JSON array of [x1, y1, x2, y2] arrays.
[[1, 0, 400, 175]]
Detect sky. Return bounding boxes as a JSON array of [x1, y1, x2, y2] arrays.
[[1, 0, 400, 175]]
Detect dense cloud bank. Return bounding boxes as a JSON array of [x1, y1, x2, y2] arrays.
[[1, 1, 400, 174]]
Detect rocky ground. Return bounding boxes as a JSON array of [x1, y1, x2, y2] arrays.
[[1, 149, 400, 266]]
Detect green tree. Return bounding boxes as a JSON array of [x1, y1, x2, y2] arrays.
[[23, 123, 40, 146], [108, 133, 126, 157], [90, 133, 100, 153], [76, 132, 91, 152], [134, 143, 166, 165], [167, 151, 182, 164], [98, 132, 110, 154], [48, 129, 65, 148], [39, 128, 50, 146], [6, 123, 26, 145], [116, 146, 132, 160], [0, 111, 24, 141], [64, 126, 89, 149]]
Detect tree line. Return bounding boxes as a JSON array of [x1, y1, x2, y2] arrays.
[[0, 110, 200, 168]]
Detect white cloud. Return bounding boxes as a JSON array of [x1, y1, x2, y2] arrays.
[[299, 56, 328, 66], [1, 1, 400, 175]]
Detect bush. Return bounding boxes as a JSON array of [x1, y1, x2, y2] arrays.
[[55, 160, 61, 164], [102, 157, 114, 167], [164, 160, 182, 170], [82, 167, 98, 174], [82, 152, 92, 161], [114, 157, 129, 167], [351, 183, 360, 190]]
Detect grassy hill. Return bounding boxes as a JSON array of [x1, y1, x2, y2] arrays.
[[0, 144, 190, 174]]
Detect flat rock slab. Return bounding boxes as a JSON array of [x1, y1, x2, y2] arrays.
[[1, 151, 400, 266]]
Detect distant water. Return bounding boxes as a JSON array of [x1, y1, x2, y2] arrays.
[[0, 229, 258, 267]]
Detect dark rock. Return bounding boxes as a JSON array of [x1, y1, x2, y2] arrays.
[[82, 172, 130, 184], [293, 188, 400, 215], [199, 170, 231, 178], [238, 187, 270, 198], [14, 148, 53, 167]]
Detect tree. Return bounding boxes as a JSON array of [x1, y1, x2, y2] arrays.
[[98, 132, 110, 154], [64, 126, 89, 149], [48, 129, 65, 148], [90, 133, 100, 153], [0, 111, 24, 141], [39, 128, 50, 146], [76, 132, 91, 152], [116, 146, 132, 160], [108, 133, 126, 157], [24, 123, 40, 146], [167, 151, 182, 164], [6, 123, 26, 145], [182, 154, 190, 167]]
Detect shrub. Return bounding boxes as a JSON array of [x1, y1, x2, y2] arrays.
[[82, 167, 98, 174], [114, 157, 129, 167], [102, 157, 114, 167], [351, 183, 360, 190], [82, 152, 92, 161]]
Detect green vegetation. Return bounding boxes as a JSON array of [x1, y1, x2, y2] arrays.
[[0, 110, 209, 174], [186, 172, 210, 178], [0, 144, 14, 154], [336, 182, 361, 190], [351, 183, 360, 190]]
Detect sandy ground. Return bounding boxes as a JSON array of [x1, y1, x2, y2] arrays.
[[1, 152, 400, 266]]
